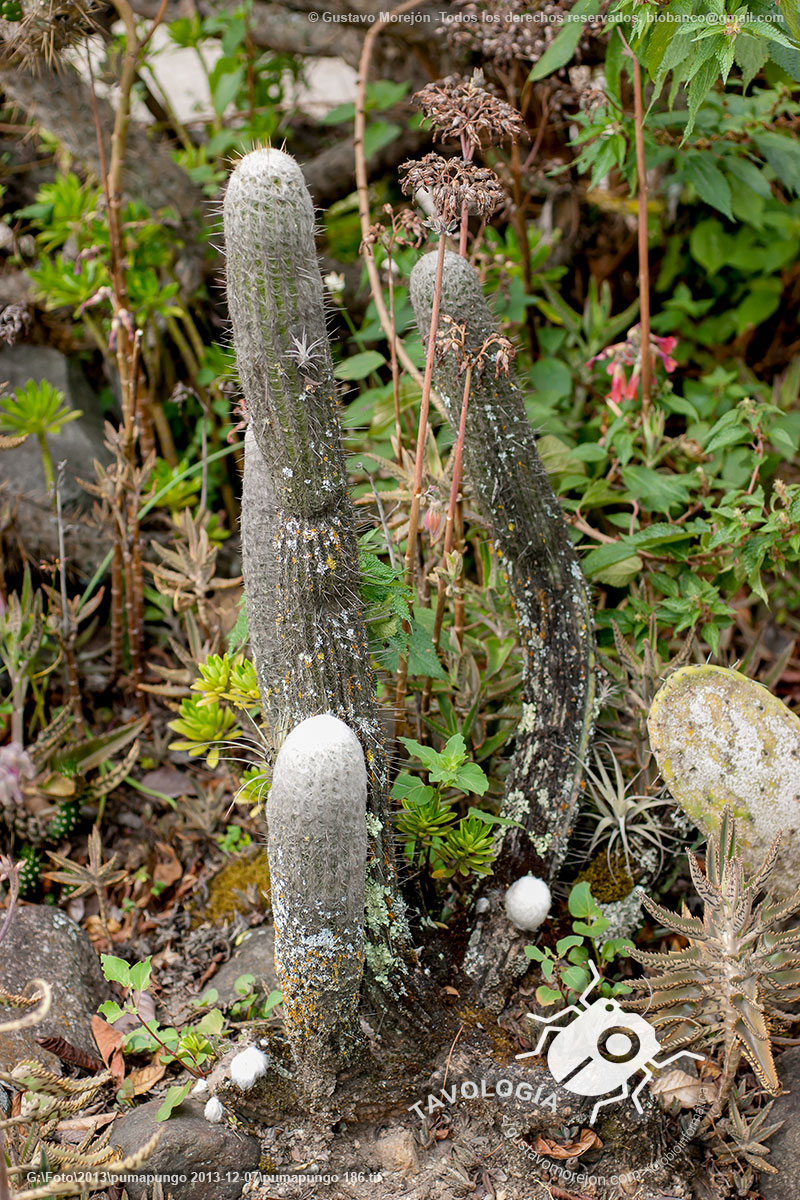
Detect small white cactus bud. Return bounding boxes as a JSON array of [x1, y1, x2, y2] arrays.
[[504, 875, 551, 932]]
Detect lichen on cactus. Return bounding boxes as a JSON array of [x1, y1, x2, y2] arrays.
[[267, 714, 367, 1092], [409, 250, 596, 884], [223, 147, 411, 997], [648, 664, 800, 902]]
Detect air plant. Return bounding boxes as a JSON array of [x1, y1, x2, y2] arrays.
[[629, 808, 800, 1116], [582, 744, 679, 877]]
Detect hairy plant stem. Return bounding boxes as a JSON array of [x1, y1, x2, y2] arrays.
[[393, 232, 447, 727], [620, 31, 651, 412], [421, 360, 473, 714]]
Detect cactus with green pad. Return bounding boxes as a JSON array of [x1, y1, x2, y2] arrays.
[[648, 664, 800, 902]]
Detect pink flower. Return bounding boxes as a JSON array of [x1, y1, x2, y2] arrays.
[[587, 326, 679, 410]]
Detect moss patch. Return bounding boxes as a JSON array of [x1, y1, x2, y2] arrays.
[[573, 847, 636, 903], [197, 847, 271, 924]]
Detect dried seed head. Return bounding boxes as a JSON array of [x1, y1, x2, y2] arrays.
[[413, 72, 525, 151], [399, 153, 505, 225]]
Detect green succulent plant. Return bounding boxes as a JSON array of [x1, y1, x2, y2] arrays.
[[0, 379, 81, 494], [630, 807, 800, 1114], [168, 697, 241, 768], [191, 652, 260, 710]]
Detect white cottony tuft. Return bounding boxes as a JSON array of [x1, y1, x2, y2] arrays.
[[504, 875, 552, 931], [229, 1045, 269, 1089], [191, 1079, 208, 1095], [204, 1096, 224, 1123]]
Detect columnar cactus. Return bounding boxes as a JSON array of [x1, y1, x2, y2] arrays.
[[268, 714, 367, 1091], [223, 149, 411, 1000], [410, 251, 595, 1003], [410, 250, 596, 883]]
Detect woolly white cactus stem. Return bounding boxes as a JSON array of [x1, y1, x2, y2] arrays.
[[223, 148, 411, 996], [268, 714, 367, 1091]]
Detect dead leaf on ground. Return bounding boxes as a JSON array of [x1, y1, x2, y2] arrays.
[[533, 1128, 603, 1159], [127, 1059, 166, 1096], [153, 842, 183, 888], [91, 1015, 125, 1086], [651, 1068, 718, 1108]]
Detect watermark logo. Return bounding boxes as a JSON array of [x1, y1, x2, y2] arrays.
[[517, 960, 704, 1124]]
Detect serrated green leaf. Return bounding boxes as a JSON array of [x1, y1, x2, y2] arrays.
[[734, 32, 771, 89]]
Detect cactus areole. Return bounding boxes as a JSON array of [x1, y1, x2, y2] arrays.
[[223, 148, 411, 1001], [410, 250, 596, 883], [268, 714, 368, 1088]]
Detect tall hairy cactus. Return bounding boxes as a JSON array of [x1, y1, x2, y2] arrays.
[[268, 714, 367, 1091], [223, 149, 410, 1010], [410, 251, 596, 982]]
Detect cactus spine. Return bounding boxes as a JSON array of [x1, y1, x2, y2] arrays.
[[223, 149, 410, 1003], [268, 714, 367, 1091], [410, 250, 596, 881]]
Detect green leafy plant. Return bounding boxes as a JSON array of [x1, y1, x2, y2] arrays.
[[392, 733, 513, 886], [99, 954, 225, 1119], [0, 379, 81, 495], [525, 880, 633, 1007], [227, 975, 283, 1022]]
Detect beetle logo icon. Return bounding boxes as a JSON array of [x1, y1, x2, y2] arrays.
[[516, 961, 703, 1124]]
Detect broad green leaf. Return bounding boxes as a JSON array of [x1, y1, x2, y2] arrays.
[[98, 1000, 124, 1022], [684, 58, 719, 143], [535, 985, 564, 1006], [556, 934, 584, 956], [689, 218, 728, 274], [683, 154, 733, 219], [453, 762, 490, 796], [561, 965, 592, 992], [333, 351, 386, 380], [733, 280, 782, 335], [194, 1008, 225, 1036], [568, 880, 598, 919], [528, 0, 600, 82], [752, 131, 800, 195], [621, 464, 694, 514], [156, 1081, 192, 1122], [363, 120, 401, 161], [128, 958, 152, 993], [211, 66, 244, 117], [100, 955, 131, 987]]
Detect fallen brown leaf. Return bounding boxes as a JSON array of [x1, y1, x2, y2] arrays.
[[533, 1128, 603, 1159], [650, 1068, 718, 1108], [91, 1015, 125, 1086], [127, 1059, 166, 1096]]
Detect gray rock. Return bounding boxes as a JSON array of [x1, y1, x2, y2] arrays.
[[112, 1097, 261, 1200], [761, 1046, 800, 1200], [211, 928, 278, 1009], [0, 343, 110, 571], [0, 904, 108, 1071]]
